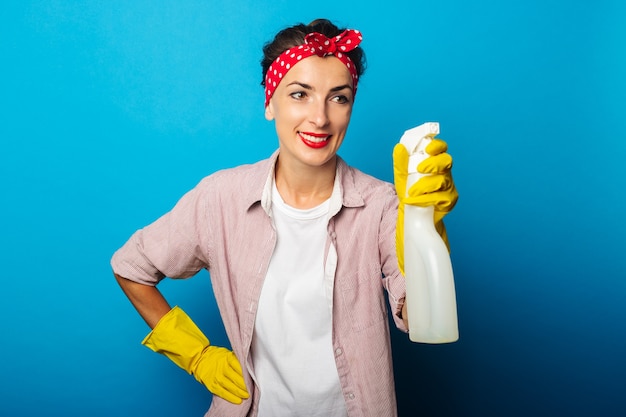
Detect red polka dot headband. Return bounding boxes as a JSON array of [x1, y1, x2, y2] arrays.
[[264, 29, 363, 107]]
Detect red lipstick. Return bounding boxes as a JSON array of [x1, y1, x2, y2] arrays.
[[299, 131, 331, 149]]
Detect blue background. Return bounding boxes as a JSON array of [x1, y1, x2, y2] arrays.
[[2, 1, 625, 416]]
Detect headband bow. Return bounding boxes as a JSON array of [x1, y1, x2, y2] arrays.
[[264, 29, 363, 107], [304, 30, 363, 57]]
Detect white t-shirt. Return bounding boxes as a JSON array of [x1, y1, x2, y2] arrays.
[[251, 183, 347, 417]]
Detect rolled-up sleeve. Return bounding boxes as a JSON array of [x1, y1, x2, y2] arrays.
[[379, 189, 408, 333], [111, 180, 211, 285]]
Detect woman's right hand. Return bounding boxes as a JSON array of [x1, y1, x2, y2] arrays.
[[142, 306, 250, 404], [115, 275, 249, 404]]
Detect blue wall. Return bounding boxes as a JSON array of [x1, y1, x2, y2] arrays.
[[2, 1, 624, 416]]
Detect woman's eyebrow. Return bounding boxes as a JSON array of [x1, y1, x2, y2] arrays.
[[286, 81, 313, 90], [286, 81, 353, 92], [330, 84, 353, 92]]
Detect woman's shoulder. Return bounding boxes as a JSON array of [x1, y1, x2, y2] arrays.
[[339, 158, 395, 197], [196, 154, 274, 190]]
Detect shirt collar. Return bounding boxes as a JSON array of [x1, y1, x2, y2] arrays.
[[245, 150, 366, 214]]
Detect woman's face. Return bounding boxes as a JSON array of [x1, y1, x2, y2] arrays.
[[265, 54, 354, 171]]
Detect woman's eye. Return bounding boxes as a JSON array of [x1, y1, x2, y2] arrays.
[[290, 91, 306, 100], [332, 95, 349, 104]]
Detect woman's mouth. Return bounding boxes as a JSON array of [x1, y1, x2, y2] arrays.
[[299, 132, 331, 149]]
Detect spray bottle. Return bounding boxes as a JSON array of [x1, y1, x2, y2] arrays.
[[399, 122, 459, 343]]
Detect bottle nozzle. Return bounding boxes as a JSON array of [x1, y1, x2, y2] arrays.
[[399, 122, 440, 174]]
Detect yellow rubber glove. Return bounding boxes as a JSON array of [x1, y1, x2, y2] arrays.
[[142, 306, 249, 404], [393, 138, 458, 275]]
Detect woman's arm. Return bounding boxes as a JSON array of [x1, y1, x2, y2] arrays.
[[114, 273, 171, 329], [401, 302, 408, 329], [114, 272, 249, 404]]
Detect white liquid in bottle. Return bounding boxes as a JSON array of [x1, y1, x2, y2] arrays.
[[399, 122, 459, 343]]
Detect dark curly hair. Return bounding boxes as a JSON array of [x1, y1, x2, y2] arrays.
[[260, 18, 366, 87]]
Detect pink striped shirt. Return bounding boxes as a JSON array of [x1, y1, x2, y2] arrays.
[[111, 151, 408, 417]]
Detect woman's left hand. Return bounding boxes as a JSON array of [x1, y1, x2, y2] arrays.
[[394, 138, 458, 222], [393, 138, 459, 274]]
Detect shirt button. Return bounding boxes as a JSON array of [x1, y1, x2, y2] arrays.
[[348, 393, 356, 400], [335, 348, 343, 356]]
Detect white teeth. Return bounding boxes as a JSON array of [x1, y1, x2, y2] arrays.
[[300, 132, 329, 143]]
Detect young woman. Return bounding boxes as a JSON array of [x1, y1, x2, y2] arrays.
[[111, 18, 457, 417]]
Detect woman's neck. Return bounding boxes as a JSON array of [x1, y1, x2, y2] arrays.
[[274, 156, 337, 209]]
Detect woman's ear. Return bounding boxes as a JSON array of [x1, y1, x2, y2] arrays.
[[264, 101, 275, 121]]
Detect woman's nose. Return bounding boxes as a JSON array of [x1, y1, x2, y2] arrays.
[[309, 100, 330, 127]]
